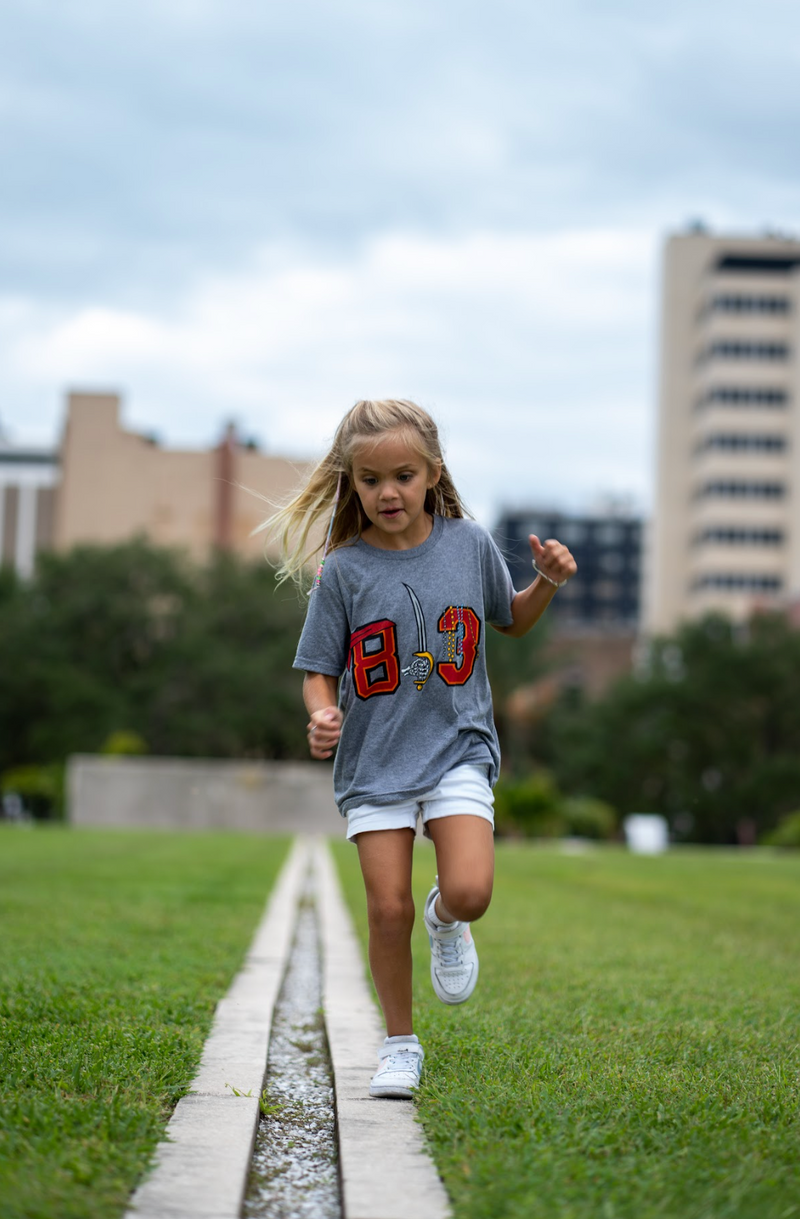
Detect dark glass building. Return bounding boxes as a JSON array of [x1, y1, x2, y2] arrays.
[[494, 509, 642, 632]]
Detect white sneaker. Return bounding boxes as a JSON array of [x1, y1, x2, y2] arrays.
[[369, 1035, 424, 1099], [423, 882, 479, 1005]]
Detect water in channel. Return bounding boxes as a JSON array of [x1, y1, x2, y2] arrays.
[[242, 892, 341, 1219]]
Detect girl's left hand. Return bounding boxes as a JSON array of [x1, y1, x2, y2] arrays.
[[530, 535, 577, 586]]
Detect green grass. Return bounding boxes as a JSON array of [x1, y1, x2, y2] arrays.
[[332, 841, 800, 1219], [0, 826, 289, 1219]]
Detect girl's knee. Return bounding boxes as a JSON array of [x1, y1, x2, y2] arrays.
[[367, 892, 416, 937], [440, 880, 493, 924]]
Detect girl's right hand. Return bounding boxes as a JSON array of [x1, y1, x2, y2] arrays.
[[307, 706, 343, 759]]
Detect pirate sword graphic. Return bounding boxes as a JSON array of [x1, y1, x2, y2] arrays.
[[401, 583, 434, 691]]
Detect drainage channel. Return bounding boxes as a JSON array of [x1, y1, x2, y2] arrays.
[[242, 882, 341, 1219]]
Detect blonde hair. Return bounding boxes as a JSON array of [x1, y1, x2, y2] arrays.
[[263, 399, 469, 588]]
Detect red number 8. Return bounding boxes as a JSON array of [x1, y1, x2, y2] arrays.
[[349, 619, 400, 700]]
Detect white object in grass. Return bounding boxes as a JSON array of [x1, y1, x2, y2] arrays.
[[624, 813, 669, 855]]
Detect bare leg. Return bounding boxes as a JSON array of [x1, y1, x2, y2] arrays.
[[426, 815, 494, 924], [354, 828, 416, 1036]]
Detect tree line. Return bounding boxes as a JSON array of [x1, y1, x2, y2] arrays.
[[537, 613, 800, 844], [0, 540, 308, 784], [1, 540, 798, 843]]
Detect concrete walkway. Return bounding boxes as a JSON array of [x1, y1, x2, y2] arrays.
[[315, 841, 451, 1219], [125, 836, 451, 1219]]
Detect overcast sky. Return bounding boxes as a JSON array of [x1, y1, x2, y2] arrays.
[[2, 0, 799, 523]]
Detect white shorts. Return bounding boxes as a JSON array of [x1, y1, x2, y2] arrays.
[[346, 763, 495, 843]]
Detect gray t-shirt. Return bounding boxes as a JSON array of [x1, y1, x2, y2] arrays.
[[293, 515, 516, 815]]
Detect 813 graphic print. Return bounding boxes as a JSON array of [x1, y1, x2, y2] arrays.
[[348, 600, 480, 700]]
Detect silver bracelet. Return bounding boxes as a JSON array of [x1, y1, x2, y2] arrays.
[[532, 560, 567, 589]]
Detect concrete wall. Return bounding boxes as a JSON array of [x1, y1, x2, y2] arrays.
[[67, 755, 340, 835]]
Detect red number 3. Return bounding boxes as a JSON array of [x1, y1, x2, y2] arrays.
[[436, 606, 480, 686]]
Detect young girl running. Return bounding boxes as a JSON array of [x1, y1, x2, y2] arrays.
[[270, 399, 576, 1099]]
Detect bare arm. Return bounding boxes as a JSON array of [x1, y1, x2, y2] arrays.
[[303, 672, 343, 759], [493, 534, 577, 639]]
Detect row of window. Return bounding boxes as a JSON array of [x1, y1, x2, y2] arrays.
[[556, 607, 635, 624], [704, 294, 791, 316], [696, 387, 789, 408], [692, 574, 783, 592], [699, 341, 790, 362], [693, 527, 785, 546], [597, 551, 638, 573], [0, 451, 59, 467], [695, 481, 785, 499], [557, 578, 626, 601], [716, 254, 800, 275], [520, 521, 638, 547], [695, 434, 787, 453]]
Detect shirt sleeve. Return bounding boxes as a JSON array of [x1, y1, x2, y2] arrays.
[[481, 530, 516, 626], [293, 566, 350, 677]]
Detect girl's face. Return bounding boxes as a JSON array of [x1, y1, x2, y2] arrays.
[[351, 430, 441, 550]]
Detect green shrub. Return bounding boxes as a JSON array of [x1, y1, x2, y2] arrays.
[[100, 730, 148, 756], [1, 763, 65, 821], [763, 809, 800, 848], [562, 795, 618, 840], [494, 771, 566, 838]]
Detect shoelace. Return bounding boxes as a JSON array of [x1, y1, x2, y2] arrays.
[[432, 928, 466, 970], [381, 1050, 420, 1074]]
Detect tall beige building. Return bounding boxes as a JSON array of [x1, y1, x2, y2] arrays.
[[646, 230, 800, 634]]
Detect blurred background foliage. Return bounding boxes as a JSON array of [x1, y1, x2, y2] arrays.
[[1, 544, 799, 846], [537, 613, 800, 846], [764, 810, 800, 848], [0, 540, 308, 799]]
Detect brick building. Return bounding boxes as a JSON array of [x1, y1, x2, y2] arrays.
[[0, 391, 309, 575]]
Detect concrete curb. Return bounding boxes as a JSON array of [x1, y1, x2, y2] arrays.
[[125, 835, 452, 1219], [315, 840, 452, 1219], [125, 837, 310, 1219]]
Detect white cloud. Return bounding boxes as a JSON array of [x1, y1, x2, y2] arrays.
[[1, 225, 657, 522], [2, 0, 799, 538]]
